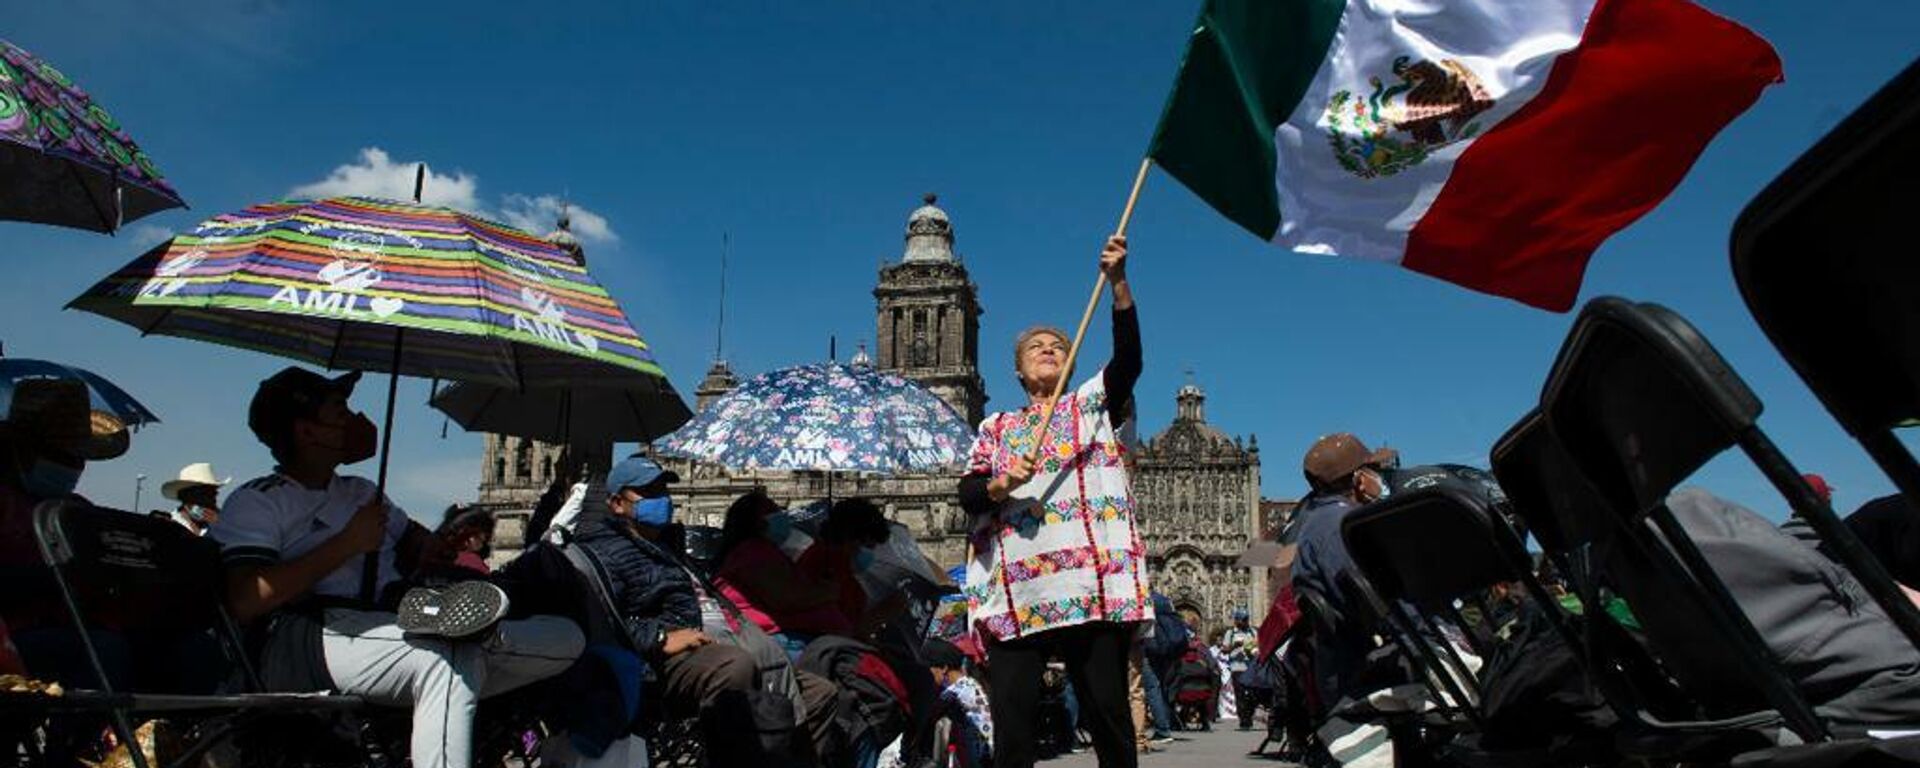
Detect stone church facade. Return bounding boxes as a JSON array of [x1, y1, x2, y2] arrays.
[[1132, 382, 1266, 627], [477, 197, 1266, 628]]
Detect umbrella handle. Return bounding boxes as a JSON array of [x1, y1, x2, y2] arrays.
[[362, 329, 404, 604]]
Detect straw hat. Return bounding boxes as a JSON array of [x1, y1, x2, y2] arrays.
[[162, 462, 229, 501], [0, 379, 128, 460]]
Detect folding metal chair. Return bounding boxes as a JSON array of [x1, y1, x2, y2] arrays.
[[1342, 483, 1636, 766], [1342, 486, 1533, 718], [1535, 296, 1920, 744], [28, 499, 367, 768], [1732, 57, 1920, 513]]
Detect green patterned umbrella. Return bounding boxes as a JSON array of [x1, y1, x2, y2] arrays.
[[0, 39, 183, 232]]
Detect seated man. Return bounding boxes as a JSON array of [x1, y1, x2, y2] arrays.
[[157, 461, 226, 536], [1289, 433, 1396, 704], [215, 367, 583, 768], [794, 498, 904, 638], [568, 455, 840, 765], [1, 379, 226, 697], [1650, 488, 1920, 725]]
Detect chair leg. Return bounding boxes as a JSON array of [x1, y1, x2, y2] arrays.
[[44, 563, 151, 768]]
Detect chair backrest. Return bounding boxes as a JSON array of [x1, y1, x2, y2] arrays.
[[1538, 298, 1759, 517], [1731, 58, 1920, 501], [1489, 410, 1743, 720], [1341, 485, 1570, 727], [1341, 486, 1529, 616], [34, 499, 228, 634], [1490, 409, 1616, 555], [1538, 298, 1832, 740], [31, 498, 258, 704]]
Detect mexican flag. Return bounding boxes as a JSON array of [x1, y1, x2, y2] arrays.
[[1148, 0, 1782, 311]]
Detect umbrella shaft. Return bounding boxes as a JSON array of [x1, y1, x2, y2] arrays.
[[363, 330, 405, 603]]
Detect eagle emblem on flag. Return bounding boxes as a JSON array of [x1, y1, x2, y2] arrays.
[[1325, 56, 1494, 178]]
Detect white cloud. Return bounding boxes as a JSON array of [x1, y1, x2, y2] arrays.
[[499, 194, 619, 244], [289, 148, 617, 244], [124, 223, 175, 247], [289, 147, 481, 210]]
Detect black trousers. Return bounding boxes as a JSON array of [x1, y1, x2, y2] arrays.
[[987, 621, 1137, 768], [1234, 679, 1257, 727]]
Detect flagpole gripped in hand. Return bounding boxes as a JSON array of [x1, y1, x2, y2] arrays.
[[1026, 157, 1152, 463]]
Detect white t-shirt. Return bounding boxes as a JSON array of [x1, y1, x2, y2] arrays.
[[168, 509, 208, 536], [211, 473, 411, 601]]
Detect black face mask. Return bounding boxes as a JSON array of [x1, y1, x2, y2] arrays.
[[312, 412, 379, 465]]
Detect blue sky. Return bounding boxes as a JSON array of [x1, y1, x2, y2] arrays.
[[3, 1, 1916, 522]]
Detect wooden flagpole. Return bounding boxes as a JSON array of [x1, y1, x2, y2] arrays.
[[1027, 158, 1152, 461]]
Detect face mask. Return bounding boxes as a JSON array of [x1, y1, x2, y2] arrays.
[[633, 495, 674, 527], [340, 413, 379, 464], [852, 547, 876, 572], [21, 458, 82, 499], [763, 511, 793, 543]]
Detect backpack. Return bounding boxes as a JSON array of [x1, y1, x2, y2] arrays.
[[1145, 602, 1191, 661], [798, 636, 911, 751], [1477, 604, 1617, 750]]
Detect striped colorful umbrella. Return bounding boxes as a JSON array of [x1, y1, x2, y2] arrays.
[[0, 40, 183, 232], [68, 196, 664, 387], [70, 193, 667, 601]]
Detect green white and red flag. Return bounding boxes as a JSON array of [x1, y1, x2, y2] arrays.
[[1148, 0, 1783, 310]]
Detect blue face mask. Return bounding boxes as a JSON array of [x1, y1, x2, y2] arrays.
[[852, 547, 876, 572], [20, 458, 82, 499], [633, 495, 674, 527], [763, 511, 793, 543]]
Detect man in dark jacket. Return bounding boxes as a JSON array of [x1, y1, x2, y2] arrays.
[[1290, 433, 1396, 705], [571, 455, 839, 765]]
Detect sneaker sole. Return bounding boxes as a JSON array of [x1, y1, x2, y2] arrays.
[[397, 581, 509, 639]]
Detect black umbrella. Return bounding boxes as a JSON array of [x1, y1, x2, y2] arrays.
[[429, 377, 692, 447]]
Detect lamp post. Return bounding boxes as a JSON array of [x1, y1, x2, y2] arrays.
[[134, 474, 146, 512]]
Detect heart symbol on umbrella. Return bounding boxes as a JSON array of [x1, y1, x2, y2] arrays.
[[368, 296, 404, 318]]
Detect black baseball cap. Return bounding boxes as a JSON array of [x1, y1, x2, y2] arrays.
[[248, 367, 362, 452]]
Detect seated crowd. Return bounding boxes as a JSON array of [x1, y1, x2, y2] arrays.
[[1248, 431, 1920, 767], [0, 370, 990, 768], [16, 372, 1920, 768]]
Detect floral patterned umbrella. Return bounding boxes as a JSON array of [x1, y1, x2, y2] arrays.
[[656, 361, 975, 474], [0, 40, 183, 232]]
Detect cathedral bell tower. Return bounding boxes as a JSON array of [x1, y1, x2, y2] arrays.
[[873, 194, 987, 426]]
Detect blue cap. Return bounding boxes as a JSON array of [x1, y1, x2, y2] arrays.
[[606, 455, 679, 493], [1232, 606, 1250, 620]]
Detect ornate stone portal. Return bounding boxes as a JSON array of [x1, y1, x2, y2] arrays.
[[1131, 379, 1267, 630]]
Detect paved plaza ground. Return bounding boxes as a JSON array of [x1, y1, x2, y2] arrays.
[[1045, 725, 1290, 767]]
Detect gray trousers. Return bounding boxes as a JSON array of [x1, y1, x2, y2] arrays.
[[319, 608, 584, 768]]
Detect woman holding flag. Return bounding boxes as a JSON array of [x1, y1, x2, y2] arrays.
[[958, 234, 1149, 768]]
